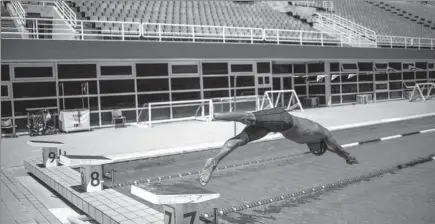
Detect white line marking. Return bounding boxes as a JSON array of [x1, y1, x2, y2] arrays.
[[380, 135, 402, 141], [420, 128, 435, 133], [342, 142, 359, 148]]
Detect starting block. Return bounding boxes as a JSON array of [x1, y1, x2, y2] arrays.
[[27, 140, 65, 168], [131, 183, 220, 224], [60, 155, 112, 193]]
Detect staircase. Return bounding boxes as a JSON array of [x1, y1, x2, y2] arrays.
[[313, 13, 377, 48], [1, 5, 21, 38]]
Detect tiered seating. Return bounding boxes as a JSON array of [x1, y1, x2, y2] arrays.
[[70, 0, 318, 36], [322, 0, 435, 38], [374, 1, 435, 29]]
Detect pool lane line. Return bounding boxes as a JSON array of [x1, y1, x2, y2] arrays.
[[106, 127, 435, 189], [202, 154, 435, 218]]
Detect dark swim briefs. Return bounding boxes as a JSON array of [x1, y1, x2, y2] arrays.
[[251, 107, 294, 132]]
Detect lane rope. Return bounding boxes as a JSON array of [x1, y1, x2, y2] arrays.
[[105, 127, 435, 189], [201, 154, 435, 218]]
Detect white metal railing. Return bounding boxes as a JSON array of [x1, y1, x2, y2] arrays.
[[318, 14, 377, 41], [10, 0, 26, 26], [53, 1, 77, 27], [142, 23, 264, 43], [1, 16, 434, 50], [146, 99, 214, 128]]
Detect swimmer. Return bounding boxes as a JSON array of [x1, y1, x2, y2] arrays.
[[200, 107, 359, 186]]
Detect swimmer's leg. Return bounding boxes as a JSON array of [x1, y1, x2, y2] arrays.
[[213, 111, 256, 125], [324, 136, 359, 164], [200, 126, 269, 186]]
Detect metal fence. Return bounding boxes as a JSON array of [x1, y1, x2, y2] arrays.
[[1, 16, 434, 49]]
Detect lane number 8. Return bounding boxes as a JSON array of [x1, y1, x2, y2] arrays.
[[90, 171, 100, 187]]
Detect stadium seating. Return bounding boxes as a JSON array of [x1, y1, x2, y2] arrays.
[[69, 1, 318, 37], [374, 1, 435, 29], [309, 0, 435, 38]]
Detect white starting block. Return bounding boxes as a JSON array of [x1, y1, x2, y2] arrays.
[[60, 155, 112, 193], [131, 183, 220, 224], [27, 140, 65, 168]]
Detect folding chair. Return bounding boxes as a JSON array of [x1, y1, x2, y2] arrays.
[[111, 109, 126, 128]]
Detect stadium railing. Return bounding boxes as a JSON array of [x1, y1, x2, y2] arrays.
[[1, 16, 434, 50]]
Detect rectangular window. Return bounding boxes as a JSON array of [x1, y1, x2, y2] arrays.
[[61, 97, 99, 111], [430, 71, 435, 79], [1, 84, 10, 99], [99, 80, 135, 94], [136, 63, 168, 77], [137, 79, 169, 92], [342, 74, 357, 83], [375, 73, 388, 81], [294, 85, 306, 95], [235, 88, 255, 97], [283, 77, 292, 90], [416, 71, 427, 79], [203, 76, 229, 89], [100, 65, 132, 76], [57, 64, 97, 79], [358, 62, 373, 72], [388, 62, 401, 71], [1, 101, 12, 117], [14, 99, 57, 116], [100, 95, 136, 109], [257, 75, 271, 86], [138, 93, 170, 105], [203, 90, 229, 99], [231, 76, 255, 87], [171, 91, 201, 101], [59, 81, 98, 96], [231, 64, 253, 73], [428, 63, 434, 70], [257, 62, 271, 74], [14, 66, 53, 79], [171, 64, 198, 74], [341, 63, 358, 71], [307, 75, 325, 83], [342, 84, 357, 93], [308, 63, 324, 73], [389, 73, 401, 81], [272, 64, 292, 74], [330, 63, 340, 72], [415, 62, 427, 70], [375, 63, 388, 71], [403, 72, 415, 80], [13, 82, 56, 98], [359, 83, 374, 92], [331, 84, 341, 94], [202, 63, 228, 75], [1, 65, 10, 81], [331, 74, 340, 83], [308, 85, 325, 95], [293, 64, 306, 74], [358, 73, 373, 82], [294, 76, 306, 85], [389, 82, 402, 90], [171, 77, 200, 90]]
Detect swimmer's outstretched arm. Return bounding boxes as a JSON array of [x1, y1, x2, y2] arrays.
[[324, 136, 359, 164]]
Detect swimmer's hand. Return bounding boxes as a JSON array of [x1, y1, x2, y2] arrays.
[[346, 155, 359, 165]]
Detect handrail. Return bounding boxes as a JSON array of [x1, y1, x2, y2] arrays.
[[1, 16, 433, 50], [10, 0, 26, 26], [53, 1, 77, 27], [319, 14, 376, 39]]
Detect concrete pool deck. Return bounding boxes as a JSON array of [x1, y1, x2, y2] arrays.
[[2, 99, 435, 169]]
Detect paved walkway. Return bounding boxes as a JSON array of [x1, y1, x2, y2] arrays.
[[2, 99, 435, 168]]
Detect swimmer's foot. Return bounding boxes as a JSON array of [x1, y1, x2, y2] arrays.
[[346, 155, 359, 165], [200, 158, 216, 187]]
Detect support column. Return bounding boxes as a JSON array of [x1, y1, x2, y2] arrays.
[[324, 61, 332, 107]]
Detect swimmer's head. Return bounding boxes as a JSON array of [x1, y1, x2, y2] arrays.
[[307, 141, 327, 156]]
